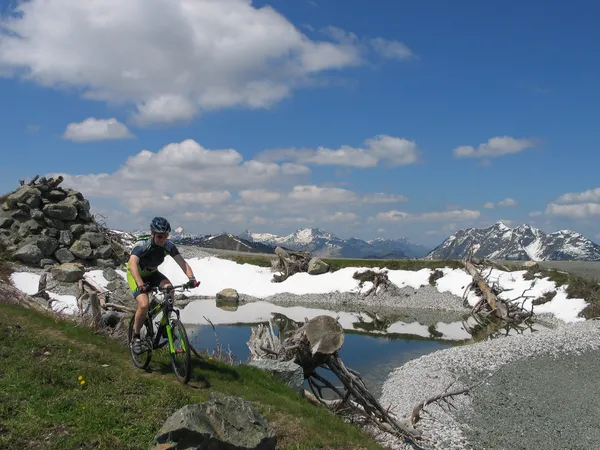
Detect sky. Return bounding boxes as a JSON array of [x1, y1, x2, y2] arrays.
[[10, 256, 587, 324], [1, 0, 599, 247]]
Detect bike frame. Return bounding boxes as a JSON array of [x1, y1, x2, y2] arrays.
[[145, 284, 186, 354]]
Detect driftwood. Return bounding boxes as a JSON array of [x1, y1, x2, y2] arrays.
[[352, 269, 392, 297], [247, 314, 422, 444], [271, 246, 312, 282]]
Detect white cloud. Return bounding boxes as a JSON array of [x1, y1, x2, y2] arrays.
[[553, 187, 600, 204], [321, 212, 358, 222], [0, 0, 412, 125], [63, 118, 134, 142], [371, 209, 480, 223], [545, 202, 600, 219], [238, 189, 283, 204], [484, 198, 518, 208], [257, 135, 419, 168], [453, 136, 538, 158], [288, 185, 357, 203]]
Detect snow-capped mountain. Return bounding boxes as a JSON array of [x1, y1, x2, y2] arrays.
[[425, 222, 600, 261], [239, 228, 431, 258]]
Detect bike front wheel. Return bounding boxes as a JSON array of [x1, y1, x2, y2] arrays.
[[168, 319, 191, 384], [128, 315, 153, 369]]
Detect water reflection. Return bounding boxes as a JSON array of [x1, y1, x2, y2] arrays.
[[180, 298, 553, 398]]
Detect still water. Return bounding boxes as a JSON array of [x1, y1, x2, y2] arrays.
[[178, 299, 468, 397]]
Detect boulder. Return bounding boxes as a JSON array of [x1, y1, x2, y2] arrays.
[[51, 262, 85, 283], [6, 186, 41, 208], [13, 244, 43, 264], [70, 239, 93, 259], [55, 248, 75, 263], [248, 359, 304, 393], [216, 288, 239, 309], [43, 202, 78, 221], [307, 257, 329, 275], [153, 396, 276, 450], [80, 231, 105, 248]]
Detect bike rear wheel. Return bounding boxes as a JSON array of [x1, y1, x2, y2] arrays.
[[169, 319, 191, 383], [128, 315, 153, 369]]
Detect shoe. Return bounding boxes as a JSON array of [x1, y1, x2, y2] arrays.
[[131, 337, 143, 355]]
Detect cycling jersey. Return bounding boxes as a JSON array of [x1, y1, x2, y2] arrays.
[[128, 235, 180, 276]]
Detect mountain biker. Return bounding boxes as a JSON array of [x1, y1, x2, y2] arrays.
[[127, 216, 200, 354]]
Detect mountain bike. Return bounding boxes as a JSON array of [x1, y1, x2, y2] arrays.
[[127, 283, 192, 384]]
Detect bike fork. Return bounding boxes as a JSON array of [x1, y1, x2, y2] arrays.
[[166, 323, 187, 354]]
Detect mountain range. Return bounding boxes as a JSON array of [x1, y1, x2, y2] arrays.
[[425, 222, 600, 261], [126, 222, 600, 261]]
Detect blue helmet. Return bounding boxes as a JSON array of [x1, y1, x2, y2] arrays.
[[150, 216, 171, 234]]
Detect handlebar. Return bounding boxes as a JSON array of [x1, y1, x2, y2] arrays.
[[151, 283, 192, 293]]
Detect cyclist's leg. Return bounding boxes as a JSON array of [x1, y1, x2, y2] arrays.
[[127, 268, 151, 353]]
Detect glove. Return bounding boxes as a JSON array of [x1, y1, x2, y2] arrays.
[[138, 282, 151, 293], [185, 278, 200, 288]]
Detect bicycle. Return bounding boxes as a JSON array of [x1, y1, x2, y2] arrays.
[[127, 283, 193, 384]]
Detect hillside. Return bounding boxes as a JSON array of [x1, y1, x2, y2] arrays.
[[0, 302, 384, 450]]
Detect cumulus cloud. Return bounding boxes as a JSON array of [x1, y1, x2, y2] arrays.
[[257, 135, 420, 168], [484, 198, 518, 208], [63, 118, 134, 142], [0, 0, 413, 125], [453, 136, 538, 158], [322, 26, 414, 61], [545, 187, 600, 220], [371, 209, 481, 223]]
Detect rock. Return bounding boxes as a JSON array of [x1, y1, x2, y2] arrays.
[[307, 257, 329, 275], [153, 396, 276, 450], [35, 236, 59, 256], [46, 189, 68, 202], [30, 210, 45, 220], [0, 217, 14, 229], [45, 217, 65, 230], [59, 230, 73, 246], [96, 259, 116, 268], [522, 261, 539, 270], [39, 258, 56, 268], [11, 209, 29, 221], [51, 262, 85, 282], [95, 245, 113, 259], [70, 239, 93, 259], [102, 267, 119, 282], [43, 202, 78, 221], [216, 288, 239, 309], [6, 186, 41, 208], [55, 248, 75, 263], [248, 359, 304, 393], [80, 231, 105, 248], [13, 244, 43, 264], [70, 223, 85, 236]]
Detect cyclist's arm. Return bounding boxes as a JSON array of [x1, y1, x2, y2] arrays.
[[128, 254, 145, 287], [172, 253, 196, 280]]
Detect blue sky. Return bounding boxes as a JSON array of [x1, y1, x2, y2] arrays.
[[1, 0, 599, 247]]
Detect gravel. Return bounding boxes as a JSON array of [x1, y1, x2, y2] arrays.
[[377, 318, 600, 450]]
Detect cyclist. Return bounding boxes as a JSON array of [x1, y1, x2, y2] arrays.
[[127, 216, 200, 354]]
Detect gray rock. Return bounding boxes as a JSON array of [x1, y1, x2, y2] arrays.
[[70, 239, 93, 259], [248, 359, 305, 393], [46, 189, 68, 202], [42, 228, 59, 238], [45, 217, 65, 230], [83, 223, 99, 232], [43, 202, 78, 220], [13, 244, 43, 264], [24, 193, 41, 209], [153, 396, 276, 450], [6, 186, 41, 208], [51, 262, 85, 283], [59, 230, 73, 246], [216, 288, 239, 307], [70, 223, 85, 236], [102, 267, 119, 282], [95, 245, 113, 259], [308, 257, 330, 275], [11, 209, 29, 221], [36, 235, 59, 256], [39, 258, 56, 268], [0, 217, 14, 228], [55, 248, 75, 264], [30, 209, 45, 220], [80, 231, 105, 248], [96, 259, 116, 268]]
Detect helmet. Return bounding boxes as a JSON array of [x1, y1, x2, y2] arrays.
[[150, 216, 171, 234]]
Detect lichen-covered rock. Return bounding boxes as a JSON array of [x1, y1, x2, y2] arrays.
[[13, 244, 43, 264], [55, 248, 75, 264], [70, 239, 93, 259], [153, 396, 276, 450], [51, 262, 85, 282], [80, 231, 105, 248], [43, 202, 78, 221]]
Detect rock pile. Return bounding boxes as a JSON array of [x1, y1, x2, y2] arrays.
[[0, 176, 129, 270]]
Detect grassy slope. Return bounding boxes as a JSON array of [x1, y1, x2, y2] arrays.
[[0, 304, 384, 450]]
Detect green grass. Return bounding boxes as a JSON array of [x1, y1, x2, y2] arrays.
[[0, 304, 385, 450]]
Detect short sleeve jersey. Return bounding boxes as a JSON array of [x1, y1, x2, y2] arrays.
[[130, 236, 180, 271]]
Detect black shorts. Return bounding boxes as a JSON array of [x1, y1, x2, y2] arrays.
[[129, 270, 169, 298]]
